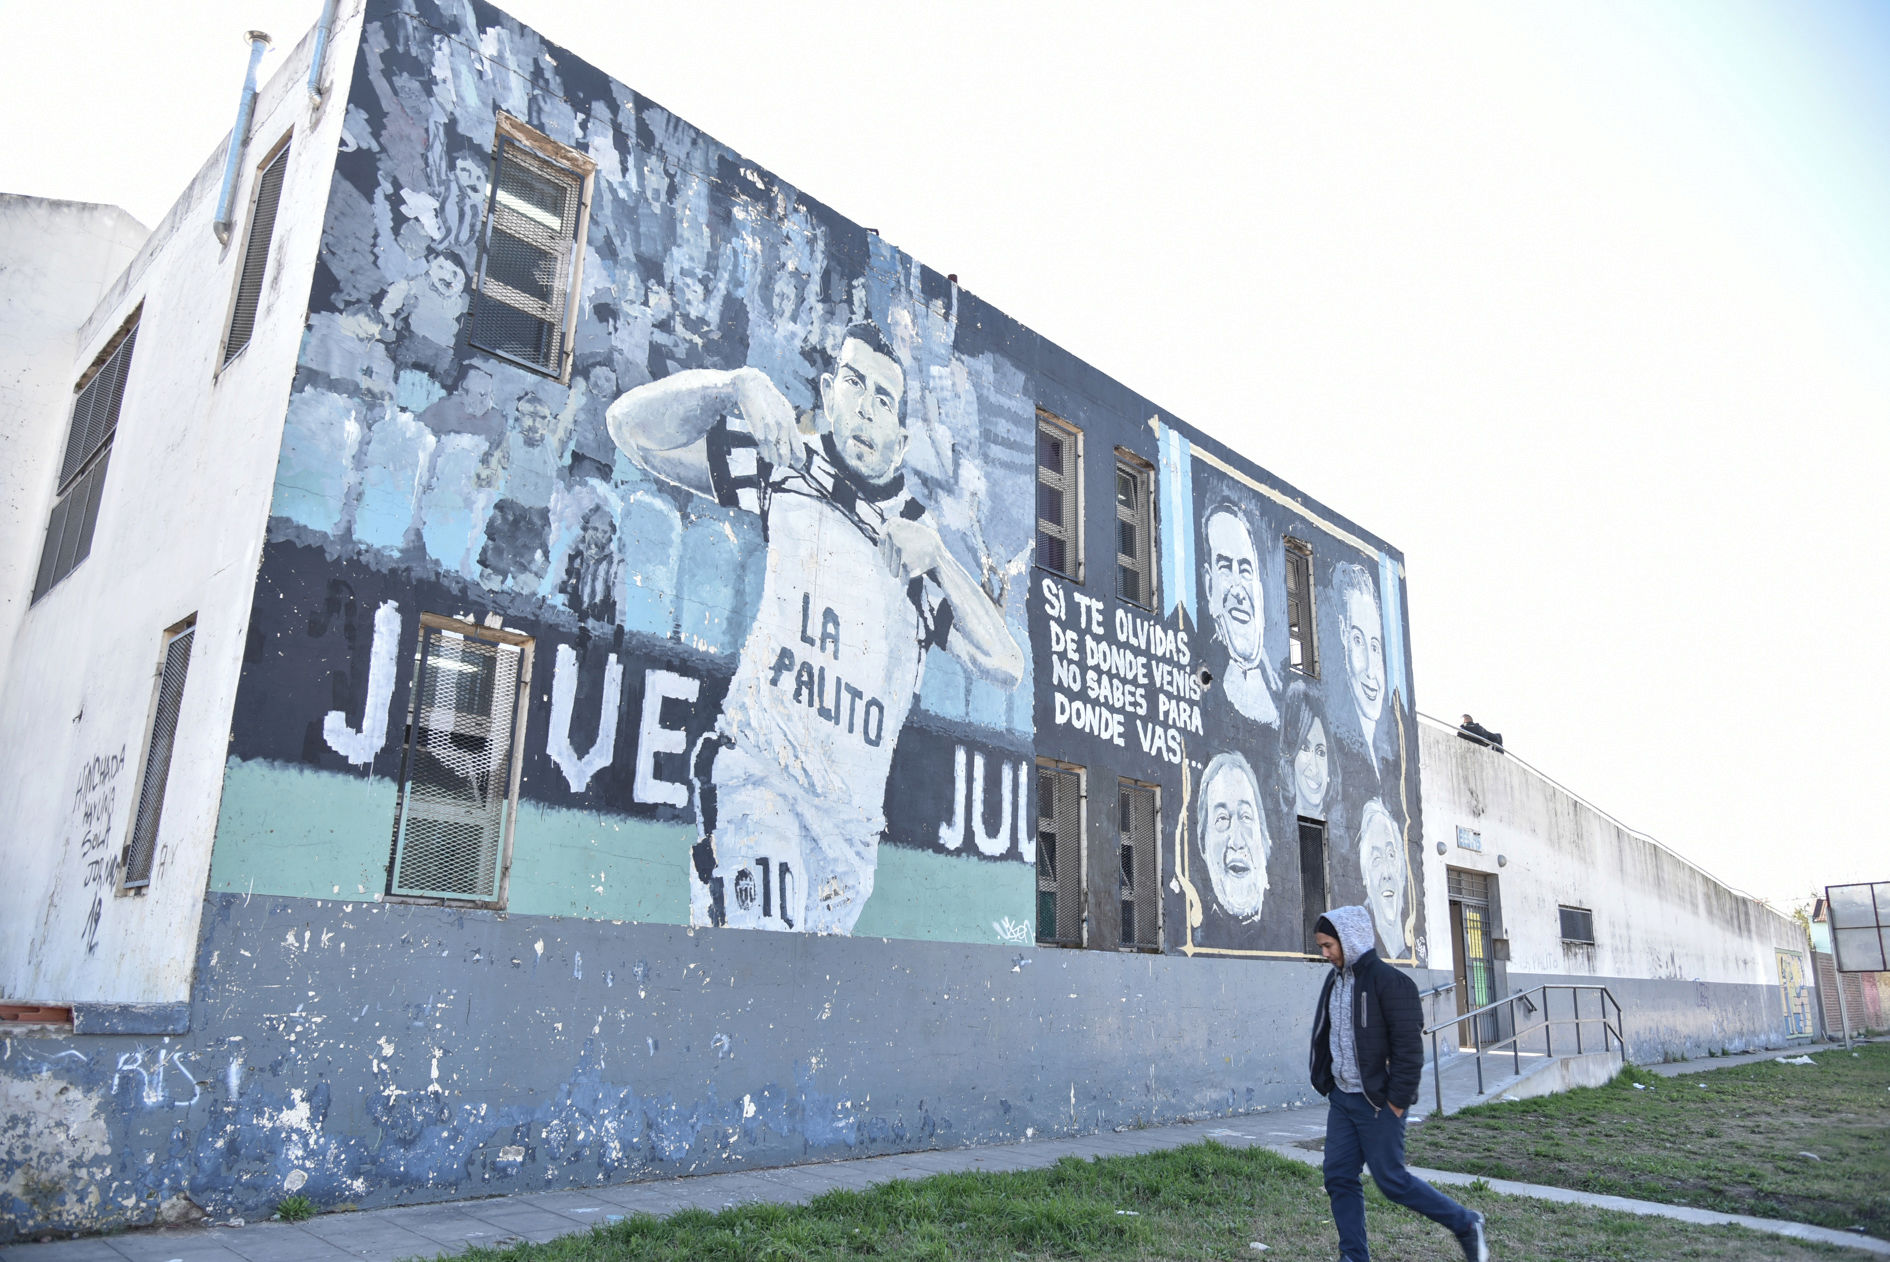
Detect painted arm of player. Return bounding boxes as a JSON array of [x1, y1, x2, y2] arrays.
[[881, 518, 1024, 688], [605, 366, 799, 496]]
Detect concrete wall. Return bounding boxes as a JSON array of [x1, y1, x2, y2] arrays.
[[0, 7, 364, 1014], [0, 197, 147, 687], [1418, 719, 1808, 1061], [2, 895, 1345, 1238]]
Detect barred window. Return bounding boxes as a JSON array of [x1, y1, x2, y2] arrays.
[[1118, 780, 1159, 949], [1036, 411, 1081, 581], [387, 616, 533, 905], [1036, 762, 1084, 946], [123, 621, 196, 889], [34, 313, 139, 601], [1114, 455, 1153, 609], [1298, 816, 1328, 954], [1559, 905, 1596, 944], [469, 117, 594, 379], [222, 138, 291, 366], [1284, 537, 1316, 675]]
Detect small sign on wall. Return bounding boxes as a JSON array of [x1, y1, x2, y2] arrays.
[[1456, 826, 1483, 853]]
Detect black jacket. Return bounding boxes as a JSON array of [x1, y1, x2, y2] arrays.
[[1308, 948, 1425, 1110]]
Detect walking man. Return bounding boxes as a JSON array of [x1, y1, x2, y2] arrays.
[[1310, 905, 1491, 1261]]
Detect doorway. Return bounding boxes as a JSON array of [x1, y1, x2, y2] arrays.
[[1448, 868, 1499, 1049]]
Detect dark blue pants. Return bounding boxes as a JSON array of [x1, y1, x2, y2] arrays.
[[1323, 1088, 1475, 1261]]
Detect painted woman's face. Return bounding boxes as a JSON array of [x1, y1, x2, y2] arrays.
[[1295, 716, 1329, 809]]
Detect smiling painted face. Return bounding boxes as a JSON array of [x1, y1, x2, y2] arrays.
[[820, 337, 906, 484], [1201, 756, 1267, 920], [1357, 800, 1407, 951], [1295, 716, 1330, 811], [1343, 587, 1385, 728], [1205, 510, 1262, 666]]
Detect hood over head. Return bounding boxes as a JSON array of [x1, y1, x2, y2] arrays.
[[1319, 904, 1377, 969]]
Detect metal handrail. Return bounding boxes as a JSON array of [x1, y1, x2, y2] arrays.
[[1421, 983, 1624, 1116]]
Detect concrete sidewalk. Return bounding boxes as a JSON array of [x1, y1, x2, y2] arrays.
[[5, 1040, 1881, 1261]]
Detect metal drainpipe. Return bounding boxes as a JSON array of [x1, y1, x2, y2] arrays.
[[212, 31, 274, 244], [307, 0, 339, 105]]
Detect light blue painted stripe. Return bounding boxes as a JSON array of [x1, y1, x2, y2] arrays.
[[1377, 550, 1407, 706], [1159, 422, 1194, 625]]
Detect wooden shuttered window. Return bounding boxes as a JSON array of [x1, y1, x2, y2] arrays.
[[1285, 537, 1316, 675], [123, 624, 196, 888], [34, 318, 139, 601], [1036, 763, 1084, 946], [223, 141, 291, 366], [469, 132, 587, 378], [387, 618, 532, 905]]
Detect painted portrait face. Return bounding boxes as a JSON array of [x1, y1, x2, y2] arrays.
[[1200, 755, 1267, 920], [453, 154, 487, 197], [516, 394, 554, 445], [578, 506, 615, 559], [1205, 509, 1262, 666], [1357, 800, 1407, 951], [426, 254, 466, 299], [1295, 716, 1330, 810], [822, 336, 907, 483], [1343, 586, 1385, 727]]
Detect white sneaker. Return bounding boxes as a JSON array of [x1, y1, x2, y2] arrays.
[[1457, 1209, 1490, 1261]]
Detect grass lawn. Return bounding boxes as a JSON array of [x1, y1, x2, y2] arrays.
[[1405, 1042, 1890, 1238], [434, 1141, 1862, 1261]]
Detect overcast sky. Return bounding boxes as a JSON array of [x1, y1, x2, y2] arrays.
[[3, 1, 1885, 909]]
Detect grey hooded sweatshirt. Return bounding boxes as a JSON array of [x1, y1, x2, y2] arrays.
[[1322, 904, 1378, 1095]]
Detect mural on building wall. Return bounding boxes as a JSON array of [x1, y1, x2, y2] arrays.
[[232, 0, 1036, 942], [604, 322, 1022, 932], [1171, 458, 1423, 962]]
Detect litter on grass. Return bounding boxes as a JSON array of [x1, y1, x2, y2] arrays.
[[1775, 1055, 1816, 1065]]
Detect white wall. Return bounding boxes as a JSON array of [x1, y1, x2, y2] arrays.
[[0, 4, 365, 1008], [1418, 717, 1802, 989], [0, 197, 148, 681]]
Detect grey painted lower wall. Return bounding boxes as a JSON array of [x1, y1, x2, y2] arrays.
[[4, 893, 1350, 1241], [1502, 970, 1802, 1065]]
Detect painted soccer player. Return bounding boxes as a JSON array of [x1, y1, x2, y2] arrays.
[[607, 322, 1023, 934]]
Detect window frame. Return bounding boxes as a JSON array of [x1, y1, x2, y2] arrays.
[[1297, 815, 1330, 955], [1034, 409, 1084, 584], [1558, 905, 1597, 945], [1035, 758, 1086, 947], [32, 308, 141, 603], [1284, 536, 1318, 677], [217, 130, 293, 372], [384, 613, 536, 910], [1116, 778, 1161, 951], [467, 113, 596, 383], [1113, 451, 1155, 610], [120, 616, 198, 892]]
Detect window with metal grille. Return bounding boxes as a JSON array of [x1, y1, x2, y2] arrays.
[[1448, 867, 1490, 902], [1114, 455, 1152, 608], [1118, 780, 1159, 949], [1284, 538, 1317, 675], [387, 617, 533, 904], [33, 314, 139, 602], [1559, 905, 1596, 944], [1036, 762, 1084, 946], [1035, 411, 1081, 581], [469, 120, 591, 378], [123, 622, 195, 889], [222, 139, 290, 366], [1298, 816, 1328, 953]]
